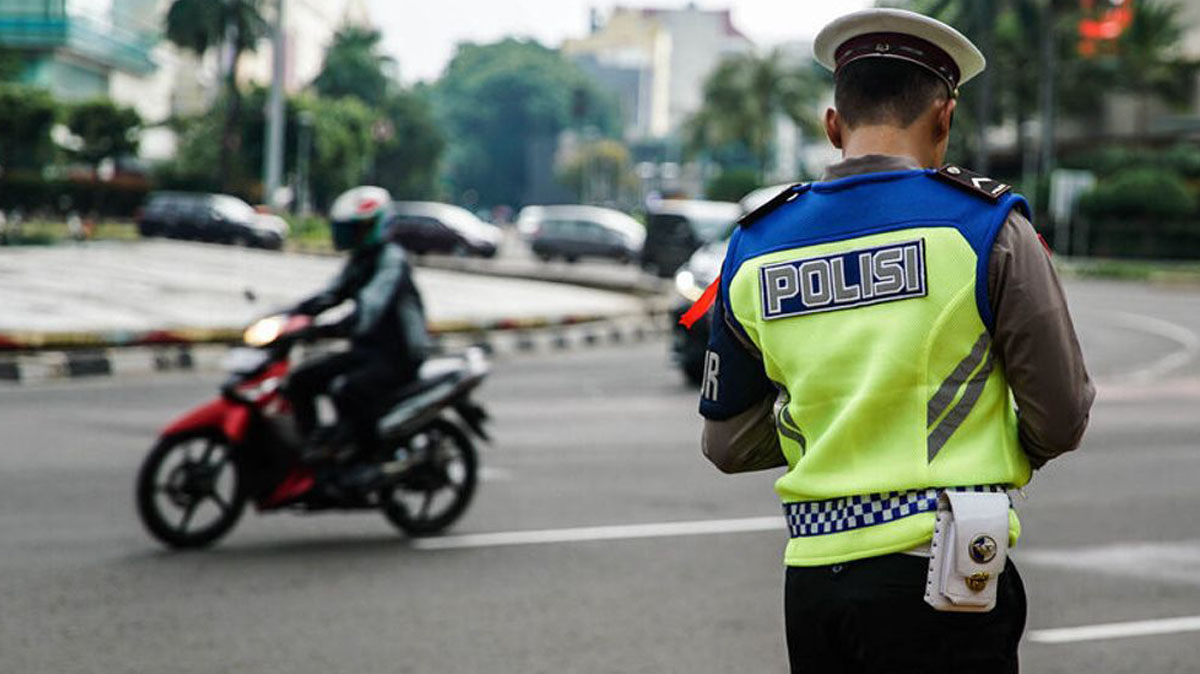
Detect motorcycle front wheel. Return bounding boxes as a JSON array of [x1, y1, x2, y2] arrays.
[[136, 431, 247, 549], [381, 418, 478, 537]]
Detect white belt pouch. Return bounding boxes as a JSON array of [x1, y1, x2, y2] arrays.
[[924, 490, 1011, 613]]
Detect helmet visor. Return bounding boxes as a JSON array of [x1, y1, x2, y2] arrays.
[[332, 219, 372, 250]]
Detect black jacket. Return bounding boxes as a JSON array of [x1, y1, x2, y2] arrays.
[[295, 241, 431, 367]]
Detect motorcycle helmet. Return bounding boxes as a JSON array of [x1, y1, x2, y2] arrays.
[[329, 186, 394, 251]]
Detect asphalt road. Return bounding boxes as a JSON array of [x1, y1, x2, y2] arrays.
[[3, 278, 1199, 673]]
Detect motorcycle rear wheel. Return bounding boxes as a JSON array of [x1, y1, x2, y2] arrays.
[[136, 431, 247, 549], [381, 418, 478, 537]]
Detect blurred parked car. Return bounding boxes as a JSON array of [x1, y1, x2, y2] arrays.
[[641, 199, 740, 277], [669, 185, 791, 384], [390, 201, 500, 257], [137, 192, 288, 249], [517, 205, 645, 263]]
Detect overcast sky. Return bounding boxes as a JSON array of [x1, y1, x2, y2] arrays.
[[365, 1, 875, 84]]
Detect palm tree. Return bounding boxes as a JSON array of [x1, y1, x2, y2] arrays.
[[685, 49, 827, 181], [313, 27, 396, 108], [1103, 0, 1198, 136], [165, 0, 267, 191]]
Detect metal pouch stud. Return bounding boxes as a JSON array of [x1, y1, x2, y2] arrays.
[[964, 572, 990, 593]]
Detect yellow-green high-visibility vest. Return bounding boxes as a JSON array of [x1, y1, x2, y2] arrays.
[[720, 169, 1032, 566]]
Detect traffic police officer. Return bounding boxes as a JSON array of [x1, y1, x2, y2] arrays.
[[697, 9, 1094, 673]]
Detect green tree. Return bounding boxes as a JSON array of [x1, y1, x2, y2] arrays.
[[164, 89, 378, 208], [705, 168, 761, 203], [684, 49, 827, 180], [923, 0, 1197, 166], [313, 26, 394, 108], [1098, 0, 1199, 134], [557, 138, 635, 205], [164, 0, 267, 191], [65, 99, 141, 169], [0, 51, 24, 82], [0, 84, 57, 169], [373, 91, 444, 199], [295, 94, 377, 208], [433, 38, 618, 207], [159, 113, 224, 193], [311, 27, 444, 200]]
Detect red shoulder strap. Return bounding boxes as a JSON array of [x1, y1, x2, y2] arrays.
[[678, 275, 721, 329]]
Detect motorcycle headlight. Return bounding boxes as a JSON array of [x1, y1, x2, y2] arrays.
[[674, 269, 704, 302], [243, 315, 287, 347]]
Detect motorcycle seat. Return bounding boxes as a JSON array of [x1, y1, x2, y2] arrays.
[[387, 369, 461, 405]]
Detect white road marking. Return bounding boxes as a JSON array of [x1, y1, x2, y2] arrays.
[[478, 466, 514, 482], [1030, 615, 1200, 644], [1020, 539, 1200, 587], [411, 516, 783, 550], [1101, 311, 1200, 384]]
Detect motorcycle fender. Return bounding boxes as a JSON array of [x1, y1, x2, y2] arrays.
[[161, 398, 251, 444], [454, 400, 491, 443]]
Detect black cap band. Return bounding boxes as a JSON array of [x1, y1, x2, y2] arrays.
[[834, 32, 962, 95]]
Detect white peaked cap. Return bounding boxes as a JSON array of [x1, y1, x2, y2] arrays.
[[813, 8, 986, 94]]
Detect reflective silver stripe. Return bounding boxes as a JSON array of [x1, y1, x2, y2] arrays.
[[774, 390, 807, 451], [927, 332, 991, 427], [777, 406, 807, 451], [927, 352, 995, 462]]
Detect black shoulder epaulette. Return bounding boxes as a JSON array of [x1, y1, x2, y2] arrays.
[[737, 183, 809, 228], [933, 165, 1012, 202]]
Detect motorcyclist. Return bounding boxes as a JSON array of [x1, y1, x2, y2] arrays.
[[285, 185, 431, 463]]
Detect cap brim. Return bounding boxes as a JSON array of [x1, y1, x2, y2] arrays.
[[813, 8, 985, 86]]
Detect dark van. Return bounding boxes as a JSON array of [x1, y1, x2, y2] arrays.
[[517, 205, 644, 263], [641, 199, 740, 277]]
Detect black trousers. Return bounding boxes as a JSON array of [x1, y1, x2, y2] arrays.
[[785, 553, 1026, 674], [286, 350, 415, 452]]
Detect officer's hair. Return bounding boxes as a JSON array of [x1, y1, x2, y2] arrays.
[[834, 59, 949, 129]]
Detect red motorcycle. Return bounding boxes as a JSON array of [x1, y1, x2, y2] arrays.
[[135, 314, 491, 549]]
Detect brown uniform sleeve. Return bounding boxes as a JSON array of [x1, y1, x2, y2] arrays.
[[988, 210, 1095, 469], [701, 394, 786, 473]]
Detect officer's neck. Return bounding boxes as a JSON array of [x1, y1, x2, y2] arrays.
[[839, 125, 941, 169]]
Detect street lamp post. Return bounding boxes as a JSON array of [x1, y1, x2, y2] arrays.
[[296, 111, 314, 216], [263, 0, 286, 208], [1038, 0, 1058, 215]]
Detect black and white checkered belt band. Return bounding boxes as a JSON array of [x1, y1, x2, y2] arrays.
[[783, 485, 1009, 538]]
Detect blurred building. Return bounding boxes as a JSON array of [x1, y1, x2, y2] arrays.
[[562, 4, 753, 140], [0, 0, 156, 99], [239, 0, 371, 95], [0, 0, 180, 157], [172, 0, 372, 118], [0, 0, 372, 161]]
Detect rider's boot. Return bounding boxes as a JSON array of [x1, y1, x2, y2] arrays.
[[296, 424, 345, 464]]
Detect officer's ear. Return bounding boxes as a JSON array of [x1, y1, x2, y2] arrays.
[[824, 108, 844, 149], [933, 98, 957, 144]]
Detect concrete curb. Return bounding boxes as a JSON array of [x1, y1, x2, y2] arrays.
[[287, 242, 673, 298], [0, 295, 674, 352], [0, 312, 674, 385], [1054, 257, 1200, 286]]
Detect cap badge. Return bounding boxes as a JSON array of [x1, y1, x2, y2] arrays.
[[969, 535, 998, 564]]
